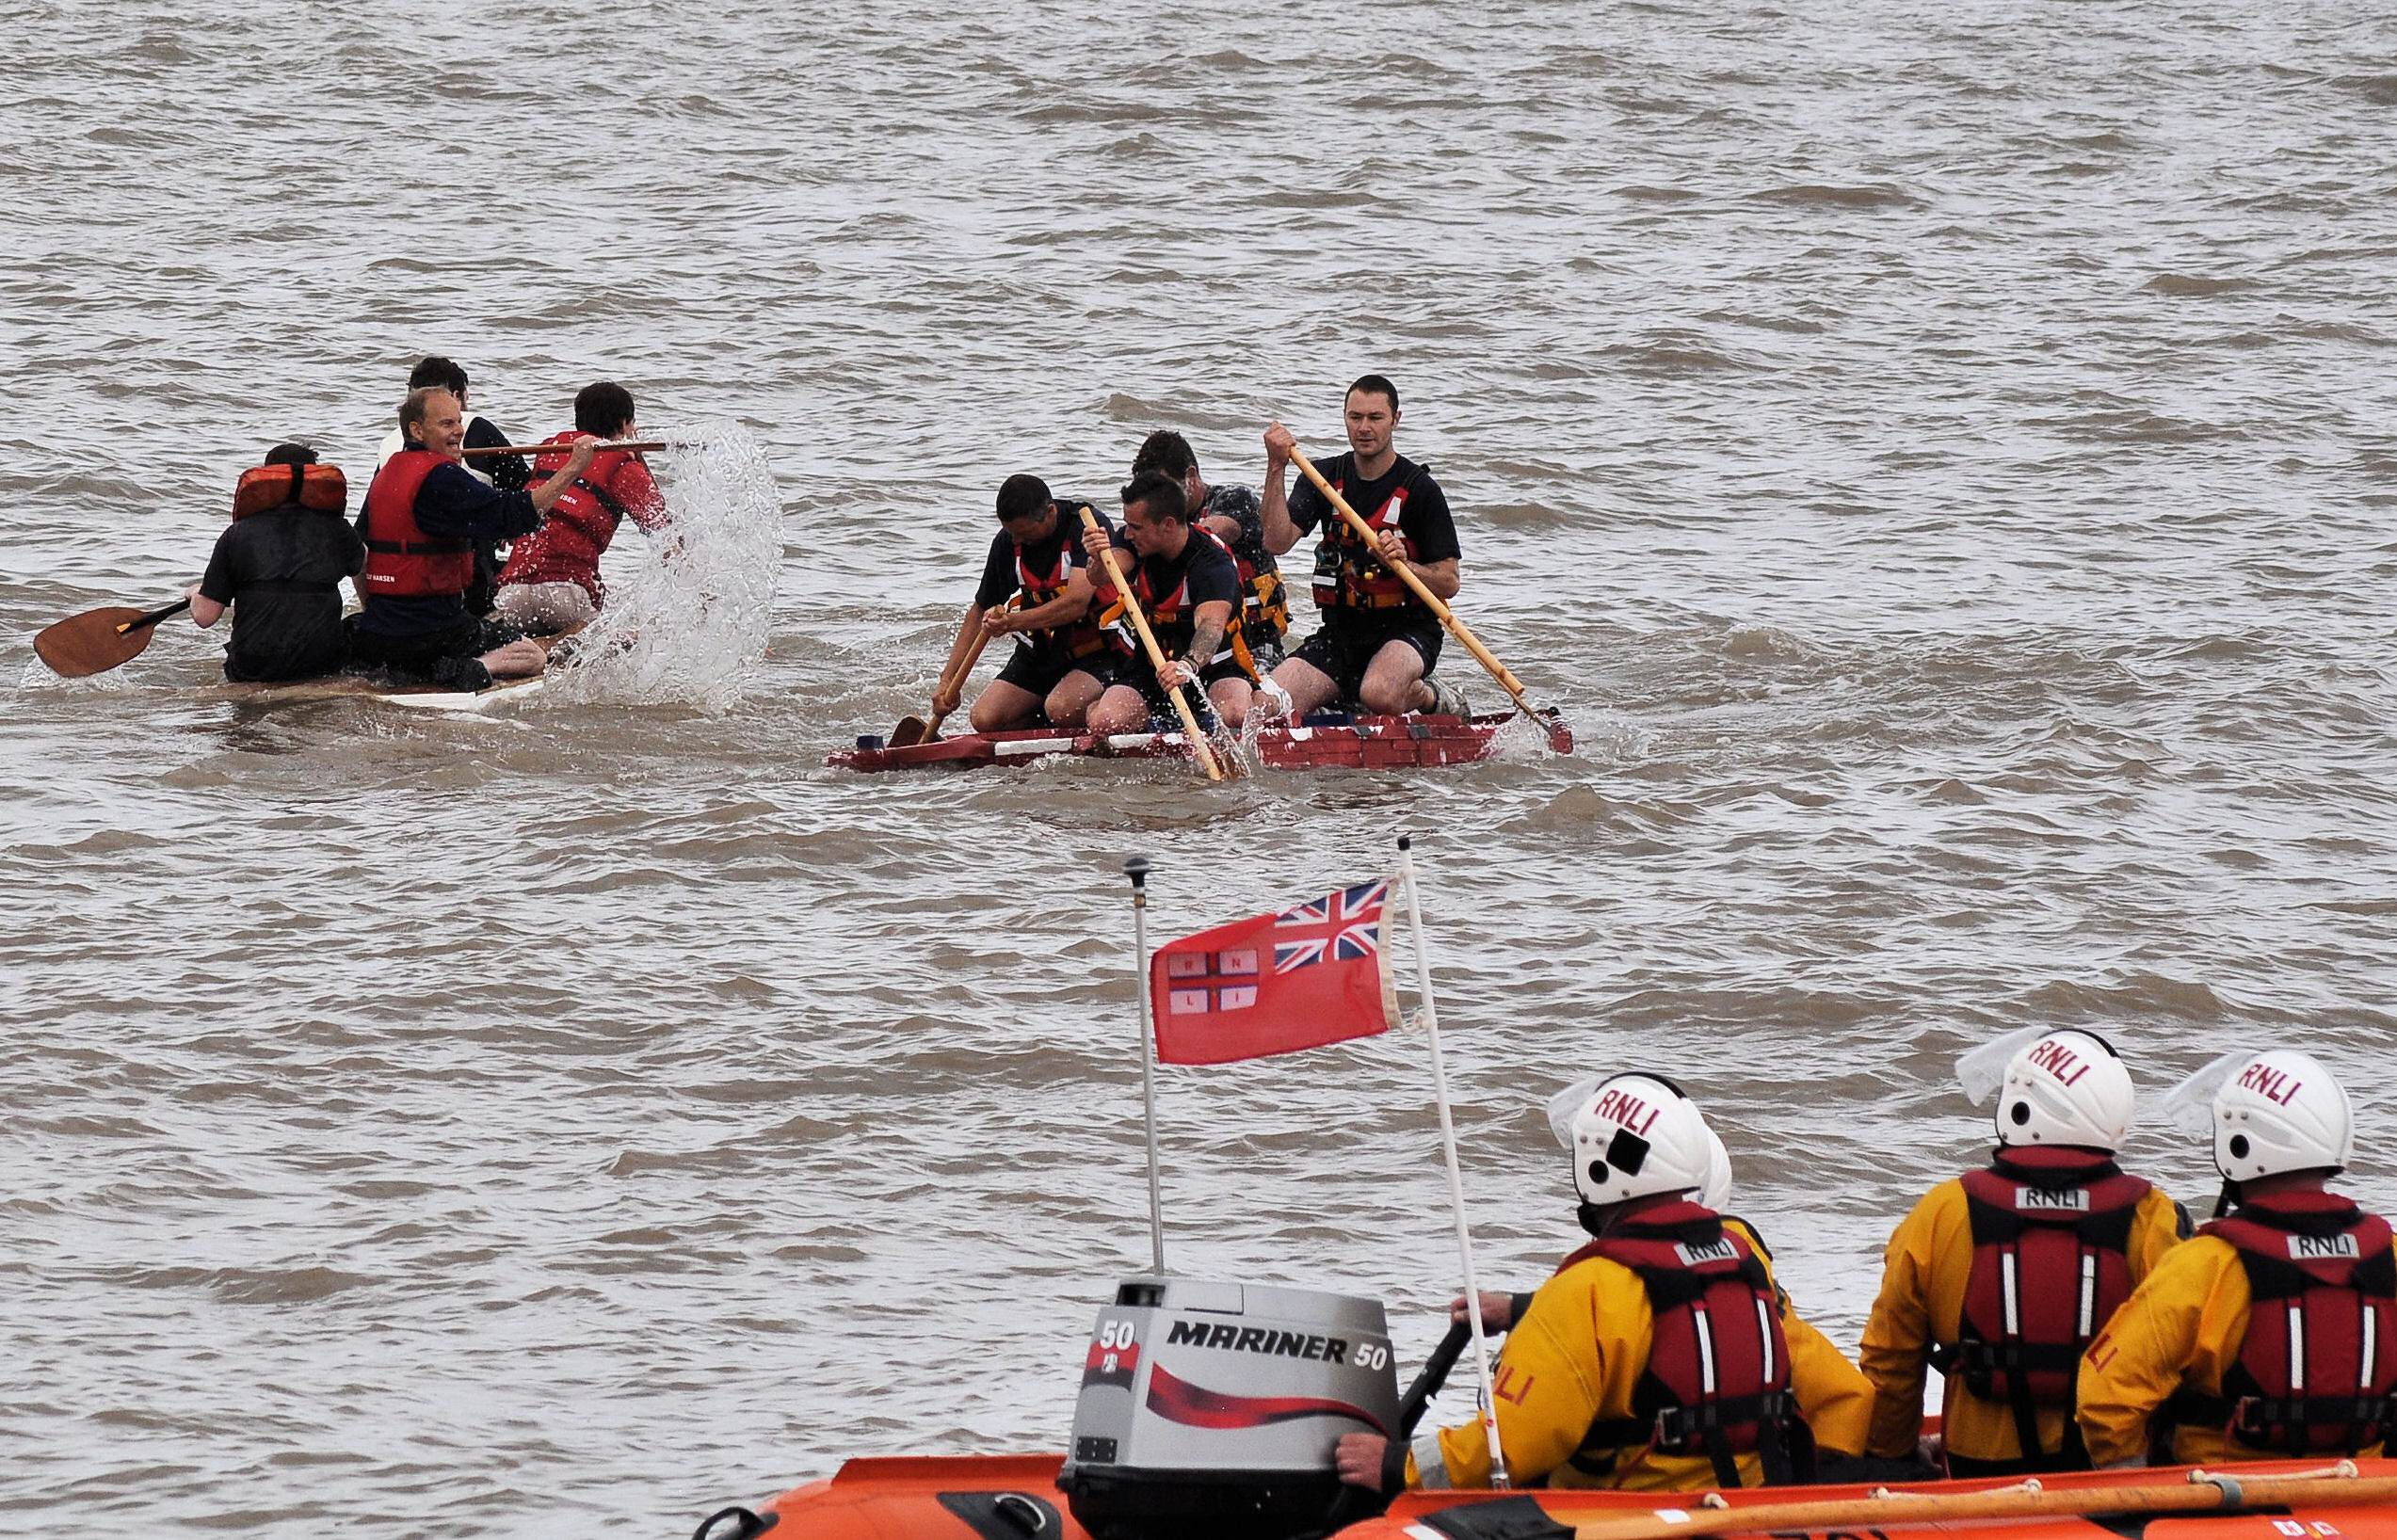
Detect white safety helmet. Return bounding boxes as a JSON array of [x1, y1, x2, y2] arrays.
[[1560, 1072, 1715, 1208], [1697, 1128, 1732, 1212], [2212, 1049, 2354, 1183], [1991, 1029, 2134, 1151]]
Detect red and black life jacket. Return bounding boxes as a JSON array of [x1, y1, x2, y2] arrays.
[[1932, 1147, 2151, 1469], [358, 450, 474, 598], [1102, 527, 1256, 679], [233, 461, 347, 521], [1565, 1200, 1810, 1488], [2161, 1195, 2397, 1458], [500, 432, 635, 596], [1014, 505, 1107, 660], [1310, 457, 1427, 614]]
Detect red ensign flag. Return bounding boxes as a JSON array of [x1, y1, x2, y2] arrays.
[[1150, 878, 1401, 1066]]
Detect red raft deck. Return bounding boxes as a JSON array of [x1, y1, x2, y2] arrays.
[[720, 1453, 2397, 1540], [828, 711, 1573, 773]]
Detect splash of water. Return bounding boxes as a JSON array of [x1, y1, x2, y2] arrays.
[[544, 420, 780, 714]]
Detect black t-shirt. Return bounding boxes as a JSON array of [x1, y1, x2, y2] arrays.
[[973, 502, 1110, 647], [1106, 527, 1242, 656], [1287, 452, 1459, 632], [200, 508, 368, 682]]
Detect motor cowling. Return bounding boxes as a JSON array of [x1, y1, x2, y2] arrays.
[[1057, 1275, 1400, 1540]]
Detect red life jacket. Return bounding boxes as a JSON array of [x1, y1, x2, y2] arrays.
[[497, 432, 636, 599], [359, 450, 475, 598], [1013, 507, 1107, 660], [1102, 527, 1256, 679], [1936, 1147, 2151, 1468], [2164, 1195, 2397, 1457], [233, 462, 347, 520], [1310, 457, 1426, 613], [1563, 1199, 1809, 1488]]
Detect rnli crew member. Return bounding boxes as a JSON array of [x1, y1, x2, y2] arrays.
[[1260, 376, 1468, 721], [2078, 1049, 2395, 1466], [376, 355, 527, 616], [1079, 470, 1256, 736], [1336, 1074, 1813, 1494], [185, 443, 367, 682], [351, 387, 595, 690], [491, 381, 670, 634], [1131, 429, 1289, 676], [931, 474, 1117, 733], [1859, 1030, 2188, 1477]]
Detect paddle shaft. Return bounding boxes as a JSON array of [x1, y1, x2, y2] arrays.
[[458, 440, 668, 459], [119, 598, 192, 634], [1079, 509, 1223, 781], [1569, 1470, 2397, 1540], [1285, 444, 1536, 715]]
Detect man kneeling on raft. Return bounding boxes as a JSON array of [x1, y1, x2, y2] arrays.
[[352, 387, 595, 690], [489, 380, 670, 634], [1079, 470, 1257, 734]]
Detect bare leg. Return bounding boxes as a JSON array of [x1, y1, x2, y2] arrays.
[[971, 680, 1044, 732], [481, 638, 549, 679], [1086, 683, 1155, 735], [1358, 639, 1433, 715], [1208, 677, 1252, 731], [1268, 653, 1340, 719], [1044, 668, 1109, 730]]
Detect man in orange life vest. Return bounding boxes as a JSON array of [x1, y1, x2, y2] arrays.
[[185, 442, 366, 682], [1858, 1030, 2188, 1477], [1079, 470, 1257, 735], [351, 387, 594, 690], [490, 381, 670, 634], [932, 474, 1117, 733], [2078, 1050, 2394, 1466], [1261, 376, 1469, 721], [1335, 1074, 1815, 1493], [1131, 430, 1289, 676]]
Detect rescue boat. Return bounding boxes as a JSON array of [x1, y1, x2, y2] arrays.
[[827, 711, 1574, 773]]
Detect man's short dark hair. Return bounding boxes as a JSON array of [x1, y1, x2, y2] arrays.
[[399, 386, 453, 434], [409, 356, 470, 395], [576, 380, 637, 436], [995, 473, 1054, 523], [1131, 430, 1197, 481], [263, 442, 318, 466], [1346, 374, 1400, 413], [1119, 469, 1189, 524]]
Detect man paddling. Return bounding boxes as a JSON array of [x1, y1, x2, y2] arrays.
[[1260, 375, 1469, 721], [185, 443, 366, 682], [375, 356, 526, 616], [1131, 430, 1289, 675], [931, 474, 1117, 732], [1080, 470, 1257, 735], [490, 381, 670, 634], [350, 386, 594, 691]]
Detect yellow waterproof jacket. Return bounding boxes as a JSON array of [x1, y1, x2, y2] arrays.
[[1858, 1168, 2185, 1463], [2075, 1226, 2389, 1468], [1409, 1215, 1866, 1491]]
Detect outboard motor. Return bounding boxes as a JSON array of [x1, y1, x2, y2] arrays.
[[1057, 1275, 1401, 1540]]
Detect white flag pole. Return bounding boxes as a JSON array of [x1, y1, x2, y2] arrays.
[[1125, 856, 1166, 1275], [1395, 834, 1508, 1489]]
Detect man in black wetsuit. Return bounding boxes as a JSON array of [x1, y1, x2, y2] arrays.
[[932, 474, 1118, 732], [350, 387, 594, 690], [1130, 429, 1289, 676], [185, 443, 367, 682], [1078, 470, 1256, 734], [1261, 375, 1468, 720]]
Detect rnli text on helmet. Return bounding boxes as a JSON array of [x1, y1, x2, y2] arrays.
[[2238, 1061, 2306, 1107], [2027, 1036, 2092, 1085], [1596, 1086, 1662, 1136]]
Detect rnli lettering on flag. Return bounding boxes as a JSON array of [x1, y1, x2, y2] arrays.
[[1150, 878, 1402, 1065]]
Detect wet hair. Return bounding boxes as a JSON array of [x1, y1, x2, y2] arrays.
[[575, 380, 636, 436], [263, 442, 318, 466], [1346, 374, 1400, 413], [1131, 429, 1198, 481], [995, 473, 1054, 523], [1119, 469, 1189, 524], [399, 386, 456, 434], [409, 356, 470, 395]]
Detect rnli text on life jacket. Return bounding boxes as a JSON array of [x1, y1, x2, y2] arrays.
[[1166, 1318, 1350, 1363]]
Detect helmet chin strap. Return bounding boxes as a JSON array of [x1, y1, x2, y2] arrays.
[[2212, 1177, 2243, 1220], [1578, 1200, 1621, 1238]]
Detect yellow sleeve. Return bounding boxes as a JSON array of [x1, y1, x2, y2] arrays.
[[2128, 1184, 2191, 1282], [1784, 1312, 1872, 1458], [2076, 1235, 2247, 1466], [1858, 1182, 1965, 1458]]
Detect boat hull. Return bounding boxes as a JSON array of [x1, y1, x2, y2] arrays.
[[827, 712, 1570, 773]]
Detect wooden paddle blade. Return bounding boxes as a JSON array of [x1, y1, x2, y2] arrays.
[[33, 606, 166, 678], [888, 714, 931, 748]]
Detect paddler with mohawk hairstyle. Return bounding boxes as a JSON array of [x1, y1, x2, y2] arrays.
[[1858, 1029, 2188, 1477], [1336, 1073, 1818, 1495], [931, 474, 1118, 733]]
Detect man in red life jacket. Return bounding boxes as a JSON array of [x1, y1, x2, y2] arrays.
[[1335, 1073, 1813, 1493], [185, 442, 366, 682], [931, 474, 1118, 733], [1859, 1030, 2188, 1477], [2079, 1050, 2394, 1466], [491, 381, 670, 634], [1260, 376, 1469, 722], [1079, 470, 1256, 735], [375, 356, 528, 617], [351, 387, 595, 691]]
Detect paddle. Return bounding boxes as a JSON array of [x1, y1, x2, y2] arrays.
[[458, 440, 668, 459], [1078, 508, 1227, 782], [892, 625, 994, 748], [1567, 1468, 2397, 1540], [1285, 442, 1571, 752], [33, 597, 193, 678]]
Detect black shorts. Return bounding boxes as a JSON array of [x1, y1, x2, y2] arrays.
[[1099, 651, 1253, 716], [1284, 622, 1443, 704], [346, 614, 524, 678], [994, 642, 1108, 698]]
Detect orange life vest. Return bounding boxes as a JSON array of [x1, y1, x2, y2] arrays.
[[1100, 527, 1255, 680], [233, 462, 347, 520], [1311, 459, 1426, 613], [358, 450, 474, 598], [1014, 507, 1107, 659]]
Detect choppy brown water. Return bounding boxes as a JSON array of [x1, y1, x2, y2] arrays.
[[6, 1, 2397, 1533]]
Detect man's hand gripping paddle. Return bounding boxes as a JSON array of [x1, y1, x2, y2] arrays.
[[1078, 507, 1232, 781]]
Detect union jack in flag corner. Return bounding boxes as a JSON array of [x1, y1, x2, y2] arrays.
[[1150, 876, 1405, 1066]]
